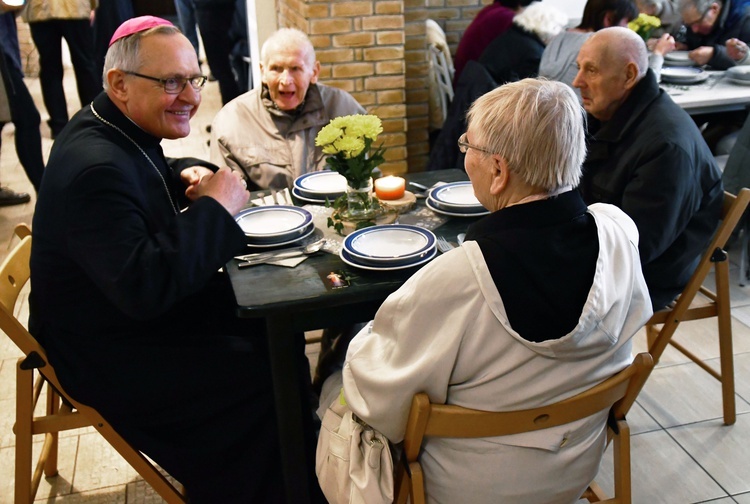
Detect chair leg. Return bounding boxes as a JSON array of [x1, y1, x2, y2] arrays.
[[409, 461, 426, 504], [714, 260, 736, 425], [613, 419, 631, 504], [44, 385, 60, 477], [15, 361, 33, 504], [740, 222, 749, 287]]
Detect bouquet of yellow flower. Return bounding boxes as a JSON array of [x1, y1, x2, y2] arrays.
[[315, 114, 386, 189], [628, 13, 661, 42]]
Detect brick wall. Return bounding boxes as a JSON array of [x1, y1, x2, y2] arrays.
[[276, 0, 490, 173]]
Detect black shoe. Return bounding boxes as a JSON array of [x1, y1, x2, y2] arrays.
[[0, 187, 30, 206]]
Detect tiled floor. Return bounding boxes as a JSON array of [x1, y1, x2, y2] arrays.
[[1, 69, 750, 503]]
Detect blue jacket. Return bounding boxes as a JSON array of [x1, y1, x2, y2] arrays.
[[684, 0, 750, 69]]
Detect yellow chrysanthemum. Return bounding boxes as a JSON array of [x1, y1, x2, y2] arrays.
[[315, 123, 344, 147], [335, 136, 365, 159]]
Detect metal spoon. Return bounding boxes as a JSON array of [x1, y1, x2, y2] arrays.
[[236, 239, 326, 268]]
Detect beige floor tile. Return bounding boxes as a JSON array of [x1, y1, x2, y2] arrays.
[[628, 401, 662, 435], [734, 492, 750, 503], [632, 315, 750, 369], [593, 429, 728, 503], [636, 359, 750, 428], [668, 413, 750, 495], [735, 352, 750, 404], [71, 432, 140, 492], [34, 486, 128, 503]]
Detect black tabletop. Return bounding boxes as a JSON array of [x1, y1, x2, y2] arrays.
[[226, 169, 477, 323]]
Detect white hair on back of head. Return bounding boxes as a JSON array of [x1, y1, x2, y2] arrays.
[[260, 28, 316, 67], [466, 78, 586, 191], [513, 2, 569, 45]]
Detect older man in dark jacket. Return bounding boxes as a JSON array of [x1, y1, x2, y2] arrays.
[[574, 27, 723, 310], [677, 0, 750, 68]]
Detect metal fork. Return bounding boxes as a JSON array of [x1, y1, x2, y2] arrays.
[[436, 236, 454, 253]]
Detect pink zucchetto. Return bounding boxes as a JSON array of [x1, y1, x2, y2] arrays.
[[109, 16, 175, 47]]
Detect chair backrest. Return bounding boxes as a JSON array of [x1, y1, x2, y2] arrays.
[[648, 188, 750, 359], [426, 19, 455, 129], [397, 353, 654, 503], [0, 234, 40, 358], [0, 231, 187, 503]]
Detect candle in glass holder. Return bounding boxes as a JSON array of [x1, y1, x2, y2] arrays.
[[374, 176, 406, 200]]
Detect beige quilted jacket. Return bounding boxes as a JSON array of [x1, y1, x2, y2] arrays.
[[23, 0, 97, 22]]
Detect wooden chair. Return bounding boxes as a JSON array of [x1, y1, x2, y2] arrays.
[[394, 353, 655, 504], [0, 226, 187, 503], [646, 188, 750, 426]]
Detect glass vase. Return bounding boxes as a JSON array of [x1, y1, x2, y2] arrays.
[[346, 177, 375, 218]]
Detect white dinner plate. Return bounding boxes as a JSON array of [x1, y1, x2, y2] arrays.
[[728, 77, 750, 86], [291, 186, 336, 204], [339, 247, 437, 271], [244, 224, 315, 249], [726, 66, 750, 81], [660, 67, 709, 84], [235, 206, 313, 243], [426, 197, 490, 217], [293, 171, 348, 198], [664, 51, 695, 65], [343, 225, 436, 264], [428, 181, 483, 210]]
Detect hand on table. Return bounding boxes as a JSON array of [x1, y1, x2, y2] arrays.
[[184, 167, 249, 215], [689, 46, 714, 66], [727, 38, 749, 61], [652, 34, 676, 56]]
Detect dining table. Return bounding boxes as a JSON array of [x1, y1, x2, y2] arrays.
[[661, 69, 750, 115], [225, 168, 477, 504]]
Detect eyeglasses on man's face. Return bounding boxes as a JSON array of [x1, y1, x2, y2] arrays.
[[684, 4, 713, 30], [124, 71, 208, 94], [458, 132, 493, 154]]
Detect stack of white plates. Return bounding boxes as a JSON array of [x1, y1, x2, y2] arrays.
[[660, 66, 709, 84], [235, 206, 314, 247], [426, 181, 489, 217], [664, 51, 697, 67], [340, 224, 438, 271], [292, 171, 348, 203], [726, 65, 750, 86]]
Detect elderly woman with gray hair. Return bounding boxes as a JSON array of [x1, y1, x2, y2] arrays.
[[478, 1, 569, 84], [321, 78, 653, 503]]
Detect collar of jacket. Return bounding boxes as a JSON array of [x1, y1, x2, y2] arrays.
[[585, 69, 660, 150], [92, 92, 162, 150], [261, 83, 324, 118], [466, 190, 588, 240]]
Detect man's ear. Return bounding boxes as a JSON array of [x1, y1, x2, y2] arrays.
[[623, 61, 640, 90], [107, 69, 128, 102], [310, 60, 321, 84], [489, 155, 509, 195]]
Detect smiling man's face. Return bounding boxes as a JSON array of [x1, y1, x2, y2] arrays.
[[261, 45, 320, 111]]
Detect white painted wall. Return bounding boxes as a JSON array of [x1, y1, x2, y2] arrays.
[[545, 0, 588, 25], [247, 0, 277, 89]]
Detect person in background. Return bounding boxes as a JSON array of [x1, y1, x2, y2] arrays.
[[539, 0, 639, 98], [637, 0, 683, 36], [573, 27, 723, 310], [29, 16, 284, 502], [24, 0, 100, 139], [173, 0, 200, 59], [92, 0, 133, 79], [210, 27, 364, 190], [193, 0, 241, 104], [321, 78, 652, 503], [676, 0, 750, 68], [479, 2, 569, 84], [0, 10, 44, 201], [452, 0, 536, 83]]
